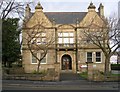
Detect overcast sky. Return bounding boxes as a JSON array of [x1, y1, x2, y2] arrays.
[[16, 0, 119, 18]]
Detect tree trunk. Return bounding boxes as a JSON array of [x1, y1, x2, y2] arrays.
[[104, 56, 110, 75], [7, 62, 12, 68], [37, 61, 41, 73], [3, 61, 7, 67]]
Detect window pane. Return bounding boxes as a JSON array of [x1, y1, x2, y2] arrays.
[[96, 52, 101, 57], [96, 58, 101, 62], [87, 58, 92, 62], [87, 52, 92, 57], [40, 53, 46, 64], [37, 38, 41, 44], [41, 38, 46, 44], [42, 33, 46, 36], [96, 52, 101, 62], [58, 38, 62, 43], [70, 38, 74, 43], [64, 38, 69, 43], [36, 34, 40, 37], [69, 33, 74, 36], [41, 57, 46, 63], [58, 33, 62, 37], [32, 54, 37, 63], [63, 33, 69, 37], [87, 52, 92, 62], [31, 38, 36, 44], [42, 38, 46, 42]]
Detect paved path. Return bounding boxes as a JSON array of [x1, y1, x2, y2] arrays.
[[111, 70, 120, 74], [60, 72, 85, 81]]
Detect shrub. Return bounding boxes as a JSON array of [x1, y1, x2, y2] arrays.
[[32, 70, 47, 74]]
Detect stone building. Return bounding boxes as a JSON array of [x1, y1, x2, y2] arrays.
[[22, 2, 107, 73]]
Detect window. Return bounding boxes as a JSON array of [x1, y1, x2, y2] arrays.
[[96, 52, 101, 62], [32, 53, 37, 64], [58, 32, 74, 44], [36, 32, 46, 44], [87, 52, 92, 62], [58, 38, 62, 43]]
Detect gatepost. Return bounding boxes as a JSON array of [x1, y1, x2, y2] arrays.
[[86, 62, 94, 81]]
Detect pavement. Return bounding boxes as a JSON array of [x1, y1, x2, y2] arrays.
[[60, 72, 85, 81], [2, 79, 120, 90]]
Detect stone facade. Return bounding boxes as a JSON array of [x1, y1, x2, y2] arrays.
[[22, 2, 108, 74]]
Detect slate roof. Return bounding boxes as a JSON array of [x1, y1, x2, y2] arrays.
[[44, 12, 87, 24]]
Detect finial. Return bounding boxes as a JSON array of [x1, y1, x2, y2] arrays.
[[90, 2, 93, 5], [88, 2, 96, 9], [26, 4, 31, 11], [35, 2, 43, 9], [99, 3, 104, 7]]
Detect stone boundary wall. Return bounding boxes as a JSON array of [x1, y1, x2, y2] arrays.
[[3, 63, 60, 81]]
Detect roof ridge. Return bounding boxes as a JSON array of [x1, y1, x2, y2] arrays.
[[44, 12, 87, 13]]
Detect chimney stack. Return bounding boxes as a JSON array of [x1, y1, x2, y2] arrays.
[[98, 3, 104, 18], [25, 4, 31, 21]]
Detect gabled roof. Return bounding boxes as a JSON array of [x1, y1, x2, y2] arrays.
[[44, 12, 87, 24]]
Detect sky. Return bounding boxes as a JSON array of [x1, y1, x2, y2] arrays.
[[16, 0, 120, 18], [118, 1, 120, 19]]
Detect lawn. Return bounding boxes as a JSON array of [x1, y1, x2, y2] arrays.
[[79, 72, 88, 79], [111, 73, 120, 76]]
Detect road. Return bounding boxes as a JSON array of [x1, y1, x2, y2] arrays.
[[2, 80, 120, 91]]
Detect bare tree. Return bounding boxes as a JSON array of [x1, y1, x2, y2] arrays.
[[23, 23, 55, 72], [0, 0, 26, 20], [81, 18, 120, 75]]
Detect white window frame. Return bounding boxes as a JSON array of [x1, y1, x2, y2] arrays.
[[95, 52, 102, 63]]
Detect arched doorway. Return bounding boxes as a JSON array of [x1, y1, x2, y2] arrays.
[[61, 54, 72, 70]]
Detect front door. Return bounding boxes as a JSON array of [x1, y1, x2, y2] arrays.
[[62, 55, 72, 70]]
